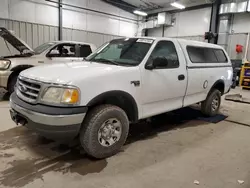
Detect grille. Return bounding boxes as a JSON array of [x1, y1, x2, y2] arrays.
[[16, 77, 41, 103]]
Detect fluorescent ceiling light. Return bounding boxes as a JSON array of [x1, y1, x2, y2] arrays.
[[133, 10, 148, 16], [171, 2, 185, 9]]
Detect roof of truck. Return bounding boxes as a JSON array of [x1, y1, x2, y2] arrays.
[[52, 40, 95, 46], [123, 36, 223, 49]]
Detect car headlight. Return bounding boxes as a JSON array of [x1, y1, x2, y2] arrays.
[[0, 59, 11, 70], [41, 87, 80, 105]]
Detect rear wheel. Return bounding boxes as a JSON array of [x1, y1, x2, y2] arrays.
[[80, 105, 129, 159], [201, 89, 221, 117], [8, 74, 18, 94]]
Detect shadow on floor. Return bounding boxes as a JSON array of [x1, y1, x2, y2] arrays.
[[0, 107, 225, 188]]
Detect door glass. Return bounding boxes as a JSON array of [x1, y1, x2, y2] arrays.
[[77, 44, 92, 57], [48, 44, 76, 58], [148, 41, 179, 69]]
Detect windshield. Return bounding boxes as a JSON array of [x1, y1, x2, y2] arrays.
[[86, 38, 154, 66], [34, 42, 56, 54]]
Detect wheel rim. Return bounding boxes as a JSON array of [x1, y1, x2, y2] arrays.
[[211, 96, 219, 111], [98, 118, 122, 147]]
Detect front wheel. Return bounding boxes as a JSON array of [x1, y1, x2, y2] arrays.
[[80, 105, 129, 159], [201, 89, 221, 117]]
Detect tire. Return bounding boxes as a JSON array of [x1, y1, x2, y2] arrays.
[[8, 74, 18, 94], [80, 105, 129, 159], [201, 89, 221, 117]]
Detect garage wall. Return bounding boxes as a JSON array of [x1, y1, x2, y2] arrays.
[[0, 19, 121, 57], [147, 7, 211, 42], [231, 14, 250, 34], [224, 13, 250, 60], [0, 0, 138, 37], [0, 0, 138, 56]]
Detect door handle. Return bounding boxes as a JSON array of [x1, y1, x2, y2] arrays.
[[178, 74, 185, 81]]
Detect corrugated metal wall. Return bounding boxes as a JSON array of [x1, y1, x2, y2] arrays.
[[0, 19, 120, 57]]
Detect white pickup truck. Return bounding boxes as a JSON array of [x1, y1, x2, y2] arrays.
[[9, 37, 233, 159]]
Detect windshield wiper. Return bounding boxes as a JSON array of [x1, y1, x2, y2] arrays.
[[94, 58, 120, 66]]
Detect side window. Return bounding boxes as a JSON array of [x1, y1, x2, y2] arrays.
[[76, 44, 92, 58], [205, 48, 217, 62], [187, 47, 206, 63], [187, 46, 218, 63], [214, 49, 228, 62], [148, 41, 179, 69], [48, 44, 76, 58]]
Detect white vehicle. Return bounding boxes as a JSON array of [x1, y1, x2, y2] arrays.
[[9, 37, 233, 159], [0, 27, 96, 93]]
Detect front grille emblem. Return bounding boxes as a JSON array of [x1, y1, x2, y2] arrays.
[[20, 85, 28, 93]]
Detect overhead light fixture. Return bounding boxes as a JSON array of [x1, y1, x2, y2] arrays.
[[171, 2, 185, 9], [133, 10, 148, 16]]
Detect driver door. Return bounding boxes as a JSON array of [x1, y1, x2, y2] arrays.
[[140, 40, 188, 118]]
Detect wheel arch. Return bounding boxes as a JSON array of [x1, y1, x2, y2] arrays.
[[87, 90, 139, 123], [8, 65, 34, 90], [209, 79, 225, 95]]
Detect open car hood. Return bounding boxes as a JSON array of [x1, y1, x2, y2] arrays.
[[0, 27, 34, 54]]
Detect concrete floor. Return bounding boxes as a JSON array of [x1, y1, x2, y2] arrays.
[[0, 88, 250, 188]]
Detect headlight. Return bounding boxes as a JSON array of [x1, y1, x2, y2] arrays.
[[41, 87, 80, 105], [0, 59, 11, 70]]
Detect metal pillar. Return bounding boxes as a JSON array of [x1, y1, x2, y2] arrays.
[[59, 0, 62, 40], [209, 0, 221, 44]]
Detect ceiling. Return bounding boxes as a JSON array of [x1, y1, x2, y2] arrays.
[[103, 0, 214, 14], [123, 0, 209, 10]]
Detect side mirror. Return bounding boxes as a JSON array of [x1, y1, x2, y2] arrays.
[[146, 57, 168, 70]]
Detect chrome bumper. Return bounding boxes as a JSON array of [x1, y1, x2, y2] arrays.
[[0, 70, 11, 88], [10, 99, 86, 126]]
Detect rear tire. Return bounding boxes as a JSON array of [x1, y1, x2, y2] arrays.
[[201, 89, 221, 117], [80, 105, 129, 159], [8, 74, 18, 94]]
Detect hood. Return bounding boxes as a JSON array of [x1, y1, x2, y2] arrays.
[[0, 27, 34, 54], [20, 61, 131, 85]]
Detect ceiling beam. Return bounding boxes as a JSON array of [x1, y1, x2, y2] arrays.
[[147, 1, 212, 15], [101, 0, 137, 14]]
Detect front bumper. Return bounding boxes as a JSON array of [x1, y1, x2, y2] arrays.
[[0, 70, 11, 88], [10, 93, 87, 140]]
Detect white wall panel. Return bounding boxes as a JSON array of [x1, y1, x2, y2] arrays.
[[63, 0, 87, 7], [0, 0, 138, 37], [148, 7, 211, 38], [232, 14, 250, 34], [87, 32, 105, 47], [63, 9, 87, 30], [0, 20, 7, 27], [26, 23, 33, 47], [119, 20, 137, 37], [87, 13, 119, 36], [32, 24, 39, 48], [0, 0, 9, 19], [9, 0, 36, 23], [35, 3, 58, 26], [177, 8, 211, 36], [72, 30, 88, 42]]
